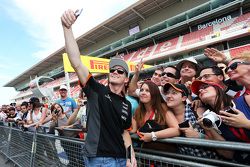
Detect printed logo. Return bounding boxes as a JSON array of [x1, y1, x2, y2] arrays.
[[105, 94, 112, 102]]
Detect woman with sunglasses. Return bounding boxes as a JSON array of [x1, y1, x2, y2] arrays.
[[131, 81, 180, 142], [191, 80, 250, 163]]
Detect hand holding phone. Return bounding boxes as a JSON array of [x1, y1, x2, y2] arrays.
[[224, 107, 236, 115], [75, 8, 83, 18], [126, 145, 136, 166], [179, 120, 190, 128]]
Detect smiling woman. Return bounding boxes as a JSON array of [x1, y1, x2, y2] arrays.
[[131, 81, 180, 142]]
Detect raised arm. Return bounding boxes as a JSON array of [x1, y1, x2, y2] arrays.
[[204, 48, 230, 63], [128, 60, 144, 97], [61, 9, 89, 85]]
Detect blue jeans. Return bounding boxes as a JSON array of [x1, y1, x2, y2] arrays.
[[84, 157, 126, 167]]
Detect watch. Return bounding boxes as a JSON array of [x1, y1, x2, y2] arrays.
[[151, 132, 157, 141]]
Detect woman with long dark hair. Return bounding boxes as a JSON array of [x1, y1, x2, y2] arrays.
[[191, 80, 250, 163], [131, 81, 179, 142]]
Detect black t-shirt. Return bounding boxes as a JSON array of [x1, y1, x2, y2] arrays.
[[82, 75, 132, 158]]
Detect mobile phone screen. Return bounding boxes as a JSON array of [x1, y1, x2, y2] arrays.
[[75, 8, 83, 18]]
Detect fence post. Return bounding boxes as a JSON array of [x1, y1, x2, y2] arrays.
[[5, 123, 13, 162], [29, 130, 37, 167]]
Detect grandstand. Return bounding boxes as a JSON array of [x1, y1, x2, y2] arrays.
[[3, 0, 250, 103]]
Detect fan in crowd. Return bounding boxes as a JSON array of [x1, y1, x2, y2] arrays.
[[131, 81, 179, 142], [191, 80, 250, 164], [164, 82, 218, 158]]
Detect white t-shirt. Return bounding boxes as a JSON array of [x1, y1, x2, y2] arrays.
[[26, 110, 42, 123]]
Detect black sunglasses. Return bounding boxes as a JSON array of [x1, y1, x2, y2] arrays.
[[110, 68, 125, 75], [225, 61, 250, 73], [161, 72, 176, 78]]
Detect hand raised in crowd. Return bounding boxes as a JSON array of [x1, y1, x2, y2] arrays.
[[204, 48, 226, 63], [179, 122, 199, 138], [135, 59, 144, 74], [220, 109, 250, 129], [61, 9, 77, 29]]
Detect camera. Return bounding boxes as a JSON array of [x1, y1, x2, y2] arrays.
[[202, 109, 222, 128], [54, 110, 59, 115]]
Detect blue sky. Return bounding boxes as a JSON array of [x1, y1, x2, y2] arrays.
[[0, 0, 137, 105]]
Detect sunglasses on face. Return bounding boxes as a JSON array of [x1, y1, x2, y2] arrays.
[[225, 61, 250, 73], [109, 68, 125, 75], [161, 72, 176, 78]]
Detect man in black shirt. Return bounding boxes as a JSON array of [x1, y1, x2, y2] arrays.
[[61, 9, 136, 167]]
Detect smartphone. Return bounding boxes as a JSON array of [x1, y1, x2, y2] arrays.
[[75, 8, 83, 18], [54, 110, 59, 115], [178, 120, 190, 128], [126, 145, 132, 164], [224, 107, 236, 114]]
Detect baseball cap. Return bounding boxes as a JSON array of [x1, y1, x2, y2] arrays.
[[109, 58, 129, 76], [163, 82, 189, 97], [59, 85, 68, 91], [176, 57, 199, 71], [191, 80, 224, 95]]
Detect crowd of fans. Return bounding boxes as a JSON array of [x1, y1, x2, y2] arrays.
[[0, 47, 250, 165]]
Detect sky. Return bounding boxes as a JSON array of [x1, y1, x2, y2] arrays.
[[0, 0, 138, 105]]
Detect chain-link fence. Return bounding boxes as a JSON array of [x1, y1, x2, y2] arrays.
[[1, 124, 250, 167]]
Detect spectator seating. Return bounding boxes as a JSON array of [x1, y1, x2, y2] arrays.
[[181, 26, 213, 47], [229, 44, 250, 58]]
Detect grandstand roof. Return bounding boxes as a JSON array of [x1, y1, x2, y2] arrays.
[[4, 0, 180, 87]]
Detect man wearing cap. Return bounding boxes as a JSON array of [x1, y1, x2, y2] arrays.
[[56, 85, 77, 117], [176, 57, 199, 86], [61, 10, 136, 167]]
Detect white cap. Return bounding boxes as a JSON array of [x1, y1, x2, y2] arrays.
[[59, 85, 68, 91], [176, 57, 199, 70]]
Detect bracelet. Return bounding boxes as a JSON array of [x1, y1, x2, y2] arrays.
[[199, 133, 205, 139]]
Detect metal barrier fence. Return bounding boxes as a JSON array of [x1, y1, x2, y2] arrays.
[[0, 125, 85, 167], [0, 125, 250, 167]]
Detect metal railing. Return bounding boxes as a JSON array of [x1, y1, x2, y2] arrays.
[[0, 124, 250, 167]]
